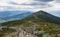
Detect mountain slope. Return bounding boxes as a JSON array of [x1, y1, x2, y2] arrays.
[[1, 10, 60, 36], [25, 10, 60, 24]]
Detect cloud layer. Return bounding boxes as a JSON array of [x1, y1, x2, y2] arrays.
[[0, 0, 60, 11], [35, 0, 54, 2]]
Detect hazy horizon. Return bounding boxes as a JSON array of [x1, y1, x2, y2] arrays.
[[0, 0, 60, 17]]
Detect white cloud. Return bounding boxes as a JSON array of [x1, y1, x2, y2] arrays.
[[0, 0, 60, 11], [0, 0, 36, 11], [40, 1, 60, 11]]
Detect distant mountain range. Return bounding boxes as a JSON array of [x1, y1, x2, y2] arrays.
[[0, 11, 32, 18], [0, 11, 32, 23], [3, 12, 32, 21]]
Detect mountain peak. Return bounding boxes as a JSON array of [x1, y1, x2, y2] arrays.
[[26, 10, 60, 24], [38, 10, 45, 12], [35, 10, 48, 15]]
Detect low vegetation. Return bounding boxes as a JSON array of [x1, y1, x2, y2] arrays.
[[0, 28, 16, 37], [1, 10, 60, 37]]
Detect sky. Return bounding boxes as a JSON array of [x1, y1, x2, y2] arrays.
[[0, 0, 60, 11], [0, 0, 60, 17]]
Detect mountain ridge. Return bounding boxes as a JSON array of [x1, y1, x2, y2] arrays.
[[25, 10, 60, 24], [1, 10, 60, 26], [1, 10, 60, 37]]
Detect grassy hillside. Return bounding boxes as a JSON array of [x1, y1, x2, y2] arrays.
[[1, 10, 60, 37], [0, 28, 16, 37]]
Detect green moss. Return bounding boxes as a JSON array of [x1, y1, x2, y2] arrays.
[[0, 28, 16, 37]]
